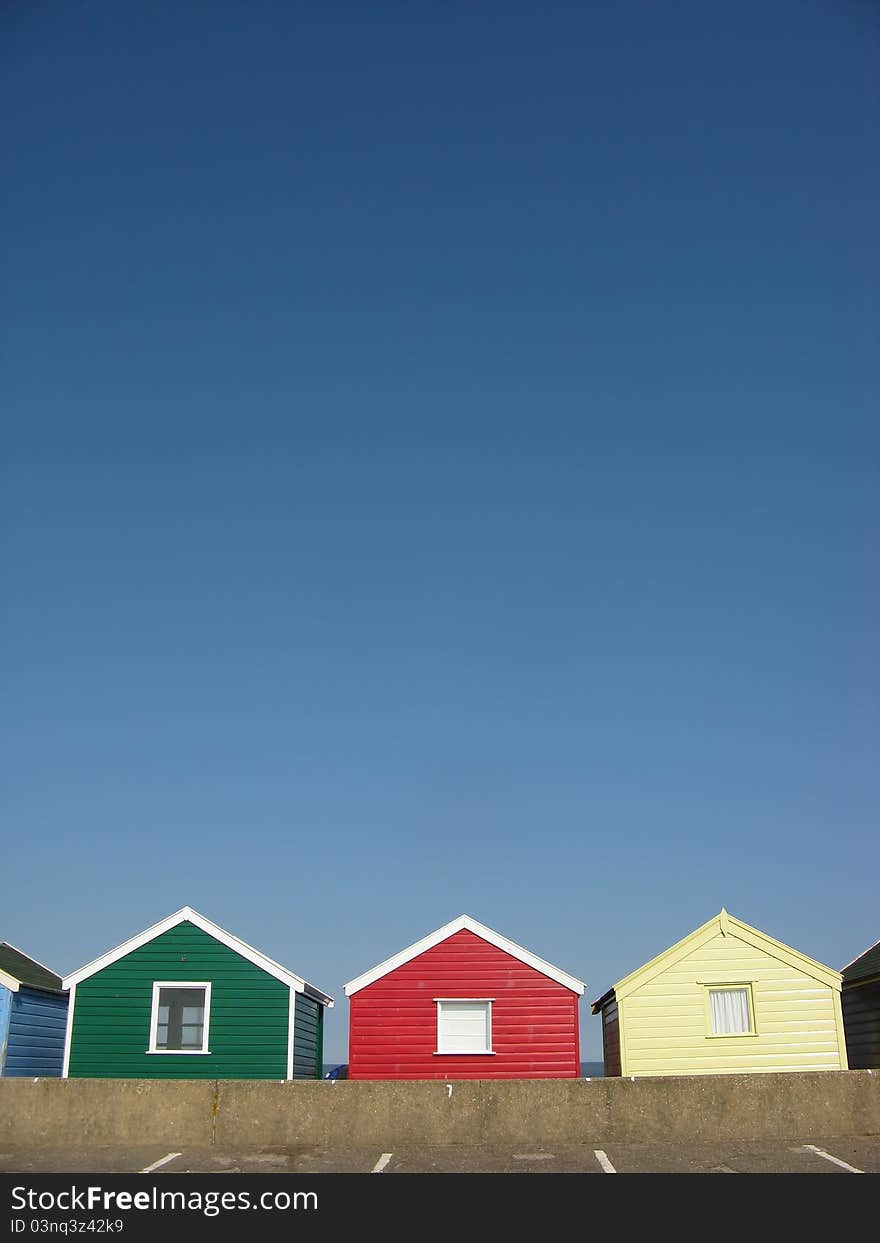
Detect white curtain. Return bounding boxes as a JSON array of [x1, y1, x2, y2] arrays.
[[710, 988, 750, 1034]]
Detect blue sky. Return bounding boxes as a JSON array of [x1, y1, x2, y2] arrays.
[[2, 1, 877, 1062]]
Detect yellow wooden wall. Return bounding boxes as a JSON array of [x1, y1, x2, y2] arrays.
[[620, 929, 846, 1076]]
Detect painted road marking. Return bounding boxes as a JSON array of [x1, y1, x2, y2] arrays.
[[372, 1152, 393, 1173], [594, 1149, 616, 1173], [802, 1145, 863, 1173], [513, 1153, 555, 1160], [139, 1152, 182, 1174]]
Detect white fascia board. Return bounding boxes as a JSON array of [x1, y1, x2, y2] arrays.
[[344, 914, 585, 996], [62, 982, 76, 1078], [62, 906, 334, 1004], [286, 986, 296, 1080], [303, 984, 334, 1008], [0, 968, 20, 992]]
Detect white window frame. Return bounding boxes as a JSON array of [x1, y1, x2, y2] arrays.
[[433, 998, 495, 1055], [147, 981, 212, 1054], [703, 982, 757, 1038]]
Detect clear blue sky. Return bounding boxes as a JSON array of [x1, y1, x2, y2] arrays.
[[3, 1, 877, 1063]]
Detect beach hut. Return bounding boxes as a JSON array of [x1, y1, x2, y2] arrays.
[[62, 906, 333, 1079], [344, 914, 584, 1079], [840, 937, 880, 1069], [591, 909, 847, 1078], [0, 942, 68, 1077]]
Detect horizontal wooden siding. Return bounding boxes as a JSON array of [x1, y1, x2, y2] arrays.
[[842, 979, 880, 1069], [68, 922, 289, 1079], [293, 994, 323, 1079], [349, 928, 580, 1080], [5, 987, 67, 1077], [622, 930, 845, 1077], [602, 1000, 621, 1077]]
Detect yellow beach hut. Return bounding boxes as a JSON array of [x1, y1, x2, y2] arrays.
[[591, 909, 848, 1078]]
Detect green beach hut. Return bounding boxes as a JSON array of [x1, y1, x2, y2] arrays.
[[62, 906, 333, 1079]]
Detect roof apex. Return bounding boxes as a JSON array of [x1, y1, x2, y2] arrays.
[[61, 907, 333, 1005], [344, 914, 585, 996], [591, 909, 841, 1007]]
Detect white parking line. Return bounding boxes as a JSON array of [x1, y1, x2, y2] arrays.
[[802, 1145, 863, 1173], [594, 1149, 616, 1173], [139, 1152, 182, 1174], [371, 1152, 393, 1173]]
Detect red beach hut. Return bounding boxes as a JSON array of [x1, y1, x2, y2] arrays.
[[344, 915, 584, 1080]]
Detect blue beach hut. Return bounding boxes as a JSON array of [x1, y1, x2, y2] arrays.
[[0, 942, 69, 1077]]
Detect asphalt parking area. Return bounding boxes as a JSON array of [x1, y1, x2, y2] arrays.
[[1, 1138, 878, 1175]]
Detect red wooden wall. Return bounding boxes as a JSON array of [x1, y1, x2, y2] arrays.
[[348, 929, 580, 1079]]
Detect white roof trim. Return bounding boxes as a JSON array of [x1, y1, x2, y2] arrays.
[[62, 907, 334, 1005], [344, 914, 585, 996], [0, 968, 21, 992]]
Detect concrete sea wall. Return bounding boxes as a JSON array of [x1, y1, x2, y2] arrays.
[[1, 1071, 877, 1150]]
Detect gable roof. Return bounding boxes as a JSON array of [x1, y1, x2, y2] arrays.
[[841, 937, 880, 985], [344, 914, 585, 997], [590, 909, 841, 1012], [0, 942, 64, 994], [61, 907, 333, 1005]]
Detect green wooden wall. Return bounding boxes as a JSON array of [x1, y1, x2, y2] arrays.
[[68, 922, 290, 1079]]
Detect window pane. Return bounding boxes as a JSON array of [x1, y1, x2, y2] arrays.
[[710, 988, 750, 1034], [156, 987, 206, 1050]]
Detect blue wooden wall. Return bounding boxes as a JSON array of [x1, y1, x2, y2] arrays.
[[3, 987, 68, 1077]]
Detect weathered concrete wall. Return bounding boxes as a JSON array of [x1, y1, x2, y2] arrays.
[[1, 1071, 877, 1150], [0, 1079, 215, 1148]]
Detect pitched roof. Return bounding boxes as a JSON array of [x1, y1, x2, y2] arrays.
[[590, 909, 841, 1012], [841, 937, 880, 985], [344, 914, 585, 996], [0, 942, 64, 994], [62, 907, 333, 1006]]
